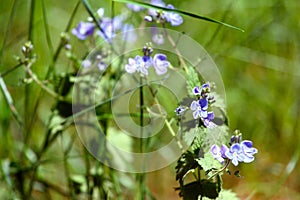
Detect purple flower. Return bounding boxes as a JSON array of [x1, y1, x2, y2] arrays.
[[192, 86, 201, 95], [190, 99, 208, 119], [152, 33, 164, 44], [97, 15, 124, 41], [203, 111, 214, 127], [164, 4, 183, 26], [127, 3, 145, 12], [152, 27, 164, 44], [121, 24, 137, 42], [72, 21, 95, 40], [81, 59, 92, 68], [241, 140, 258, 163], [225, 143, 245, 166], [153, 53, 169, 75], [175, 106, 185, 116], [146, 0, 183, 26], [144, 15, 153, 22], [210, 144, 228, 164], [125, 55, 152, 75], [148, 0, 166, 16]]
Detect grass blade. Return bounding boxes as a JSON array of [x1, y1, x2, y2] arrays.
[[114, 0, 244, 32]]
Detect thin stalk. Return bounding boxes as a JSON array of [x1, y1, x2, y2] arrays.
[[137, 76, 146, 200], [23, 1, 35, 198], [162, 23, 188, 72], [24, 62, 64, 100], [0, 62, 23, 77], [208, 159, 230, 180]]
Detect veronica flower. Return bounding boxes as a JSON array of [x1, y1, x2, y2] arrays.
[[72, 21, 95, 40], [81, 59, 92, 68], [97, 13, 125, 42], [121, 24, 137, 42], [225, 143, 245, 166], [192, 86, 201, 95], [153, 53, 169, 75], [151, 27, 164, 44], [203, 111, 215, 127], [190, 98, 208, 119], [210, 144, 228, 164], [240, 140, 258, 163], [125, 55, 152, 76], [127, 4, 145, 12], [148, 0, 166, 16], [175, 106, 185, 116], [145, 0, 183, 26], [164, 4, 183, 26]]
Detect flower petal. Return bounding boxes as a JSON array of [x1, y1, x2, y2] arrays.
[[190, 101, 198, 111]]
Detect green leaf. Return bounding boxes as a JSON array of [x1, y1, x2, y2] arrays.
[[186, 66, 201, 96], [175, 151, 199, 182], [178, 180, 220, 200], [113, 0, 244, 32], [196, 152, 222, 174]]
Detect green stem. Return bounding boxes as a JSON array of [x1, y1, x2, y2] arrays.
[[208, 159, 230, 180], [137, 76, 146, 200], [24, 62, 64, 100]]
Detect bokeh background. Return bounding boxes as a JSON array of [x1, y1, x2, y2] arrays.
[[0, 0, 299, 199]]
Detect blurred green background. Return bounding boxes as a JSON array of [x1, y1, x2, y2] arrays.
[[0, 0, 300, 199]]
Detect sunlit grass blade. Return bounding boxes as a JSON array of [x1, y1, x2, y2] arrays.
[[113, 0, 244, 32]]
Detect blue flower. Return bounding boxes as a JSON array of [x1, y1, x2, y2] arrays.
[[175, 106, 185, 116], [210, 144, 228, 164], [125, 55, 152, 76], [148, 0, 166, 16], [146, 0, 183, 26], [190, 99, 208, 119], [97, 13, 125, 42], [72, 21, 95, 40], [164, 4, 183, 26], [121, 24, 137, 42], [151, 27, 164, 45], [153, 53, 169, 75], [225, 143, 245, 166], [192, 86, 201, 95], [127, 3, 145, 12], [81, 59, 92, 68], [241, 140, 258, 163], [97, 17, 119, 41], [203, 111, 214, 127]]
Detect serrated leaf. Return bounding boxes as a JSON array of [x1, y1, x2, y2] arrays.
[[203, 125, 229, 148], [177, 180, 220, 200], [196, 152, 222, 174], [186, 66, 201, 96], [114, 0, 244, 32], [175, 151, 199, 182]]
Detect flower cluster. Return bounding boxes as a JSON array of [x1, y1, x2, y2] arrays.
[[127, 0, 183, 26], [210, 132, 258, 166], [125, 45, 170, 76], [72, 8, 136, 42], [175, 83, 215, 127]]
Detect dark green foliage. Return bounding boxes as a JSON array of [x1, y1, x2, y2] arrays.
[[175, 151, 200, 183], [177, 179, 221, 200]]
